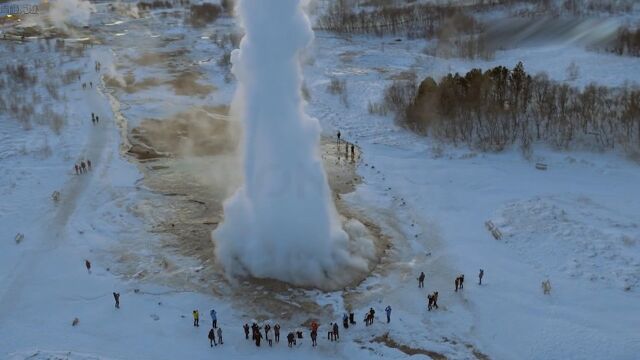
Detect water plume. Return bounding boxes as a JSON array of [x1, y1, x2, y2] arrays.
[[213, 0, 373, 289]]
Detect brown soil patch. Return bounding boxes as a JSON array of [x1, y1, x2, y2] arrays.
[[116, 105, 387, 322], [168, 71, 215, 96], [372, 332, 448, 360]]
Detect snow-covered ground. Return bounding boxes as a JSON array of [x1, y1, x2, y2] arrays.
[[1, 2, 640, 360]]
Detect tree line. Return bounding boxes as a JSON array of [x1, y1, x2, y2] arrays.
[[380, 63, 640, 154]]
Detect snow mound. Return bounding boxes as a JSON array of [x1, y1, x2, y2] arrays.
[[493, 195, 640, 291]]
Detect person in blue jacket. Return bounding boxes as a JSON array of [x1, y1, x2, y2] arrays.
[[210, 309, 217, 328]]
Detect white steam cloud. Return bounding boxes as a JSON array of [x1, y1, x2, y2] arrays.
[[48, 0, 95, 30], [213, 0, 373, 289]]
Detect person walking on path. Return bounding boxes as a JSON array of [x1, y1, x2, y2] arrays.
[[217, 327, 223, 345], [244, 323, 250, 340], [479, 269, 484, 285], [208, 328, 217, 347], [85, 260, 91, 274], [113, 292, 120, 309], [274, 323, 280, 343], [332, 322, 339, 341], [210, 309, 217, 328], [385, 305, 392, 323], [193, 310, 199, 327], [418, 272, 425, 288]]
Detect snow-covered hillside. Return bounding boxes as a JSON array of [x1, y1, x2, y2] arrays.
[[1, 1, 639, 359]]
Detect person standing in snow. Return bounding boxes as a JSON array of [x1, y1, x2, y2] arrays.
[[287, 332, 295, 347], [274, 323, 280, 343], [337, 130, 341, 145], [210, 309, 217, 328], [432, 291, 439, 309], [455, 277, 459, 292], [385, 305, 392, 323], [349, 312, 356, 325], [193, 310, 199, 327], [310, 329, 317, 346], [87, 160, 92, 171], [459, 274, 464, 289], [332, 322, 339, 341], [84, 260, 91, 273], [255, 327, 263, 347], [427, 294, 433, 311], [96, 115, 99, 123], [75, 164, 79, 175], [479, 269, 484, 285], [113, 292, 120, 309], [243, 323, 250, 340], [418, 272, 425, 288], [81, 161, 86, 174], [264, 323, 271, 345], [369, 307, 376, 323], [208, 328, 217, 347], [217, 327, 223, 345], [342, 313, 349, 329]]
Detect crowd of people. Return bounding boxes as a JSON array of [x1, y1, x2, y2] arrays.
[[177, 268, 486, 350], [74, 160, 92, 175]]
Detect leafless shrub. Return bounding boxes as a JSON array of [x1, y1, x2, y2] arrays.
[[137, 0, 172, 11], [187, 3, 221, 28], [327, 77, 346, 95], [217, 50, 231, 68], [327, 77, 348, 107], [62, 69, 81, 85], [221, 0, 233, 13], [606, 26, 640, 57], [318, 1, 485, 40], [566, 61, 579, 81], [45, 81, 60, 100]]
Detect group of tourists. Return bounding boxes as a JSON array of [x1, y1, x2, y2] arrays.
[[74, 160, 92, 175]]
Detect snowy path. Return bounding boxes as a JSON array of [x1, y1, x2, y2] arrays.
[[0, 53, 117, 337]]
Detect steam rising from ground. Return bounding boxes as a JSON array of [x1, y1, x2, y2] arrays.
[[48, 0, 95, 30], [213, 0, 374, 289]]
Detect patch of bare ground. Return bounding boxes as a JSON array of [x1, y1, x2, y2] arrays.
[[104, 73, 163, 94], [372, 332, 447, 360], [168, 71, 215, 96]]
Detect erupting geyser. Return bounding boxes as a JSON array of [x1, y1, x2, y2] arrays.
[[213, 0, 373, 289]]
